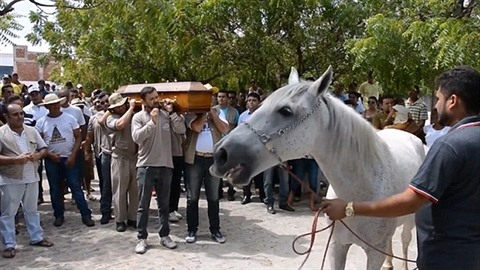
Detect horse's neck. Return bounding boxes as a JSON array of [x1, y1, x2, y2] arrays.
[[310, 100, 388, 200]]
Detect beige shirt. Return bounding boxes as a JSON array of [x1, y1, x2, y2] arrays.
[[132, 109, 175, 168], [88, 111, 112, 156], [106, 114, 137, 158]]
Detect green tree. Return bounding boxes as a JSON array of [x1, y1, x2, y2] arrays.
[[348, 0, 480, 96], [29, 0, 368, 92]]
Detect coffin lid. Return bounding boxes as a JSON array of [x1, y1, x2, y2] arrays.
[[116, 81, 209, 94]]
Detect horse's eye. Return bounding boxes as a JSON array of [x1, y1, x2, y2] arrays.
[[278, 106, 293, 117]]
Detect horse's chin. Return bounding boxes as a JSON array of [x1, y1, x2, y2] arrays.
[[225, 163, 251, 186]]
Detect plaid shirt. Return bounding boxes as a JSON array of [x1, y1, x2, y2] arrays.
[[406, 98, 428, 125]]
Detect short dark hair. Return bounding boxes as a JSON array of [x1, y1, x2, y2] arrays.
[[379, 95, 394, 105], [247, 92, 261, 100], [348, 91, 360, 98], [227, 90, 236, 96], [65, 81, 74, 89], [436, 65, 480, 114], [95, 91, 108, 101], [38, 79, 45, 85], [7, 95, 23, 105], [217, 90, 228, 96], [344, 100, 354, 106], [1, 85, 13, 94], [140, 86, 157, 100]]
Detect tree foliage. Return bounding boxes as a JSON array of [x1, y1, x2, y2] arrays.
[[9, 0, 479, 97], [348, 0, 480, 95]]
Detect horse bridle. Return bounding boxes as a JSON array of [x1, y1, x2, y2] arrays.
[[242, 95, 326, 164]]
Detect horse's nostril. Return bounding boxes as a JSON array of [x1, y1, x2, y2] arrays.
[[215, 148, 228, 168]]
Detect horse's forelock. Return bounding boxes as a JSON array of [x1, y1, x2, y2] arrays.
[[262, 82, 314, 108]]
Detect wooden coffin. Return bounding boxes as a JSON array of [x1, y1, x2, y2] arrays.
[[116, 82, 212, 113]]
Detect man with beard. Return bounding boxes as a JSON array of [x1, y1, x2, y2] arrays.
[[131, 87, 181, 253], [105, 94, 138, 233], [320, 66, 480, 270]]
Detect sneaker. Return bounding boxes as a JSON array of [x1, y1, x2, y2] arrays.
[[267, 206, 276, 214], [135, 239, 148, 254], [174, 211, 183, 219], [169, 212, 179, 222], [185, 231, 196, 243], [160, 236, 177, 249], [211, 231, 226, 244]]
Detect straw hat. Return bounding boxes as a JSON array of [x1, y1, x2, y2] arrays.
[[108, 93, 128, 110], [39, 93, 66, 106], [71, 98, 87, 107]]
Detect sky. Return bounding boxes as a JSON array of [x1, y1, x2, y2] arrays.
[[0, 1, 52, 54]]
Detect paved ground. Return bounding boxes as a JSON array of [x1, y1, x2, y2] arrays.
[[4, 180, 418, 270]]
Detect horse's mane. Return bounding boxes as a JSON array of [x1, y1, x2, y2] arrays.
[[265, 82, 389, 173], [321, 94, 389, 170]]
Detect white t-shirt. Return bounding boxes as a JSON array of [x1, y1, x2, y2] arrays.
[[423, 125, 451, 149], [238, 110, 253, 124], [61, 105, 86, 126], [36, 113, 79, 157], [23, 103, 48, 122], [194, 113, 228, 153]]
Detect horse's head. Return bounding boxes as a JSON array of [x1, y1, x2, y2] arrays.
[[210, 66, 333, 186]]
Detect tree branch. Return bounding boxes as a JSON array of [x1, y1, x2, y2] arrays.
[[0, 0, 25, 16]]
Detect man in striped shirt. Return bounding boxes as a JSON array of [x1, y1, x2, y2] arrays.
[[406, 85, 428, 130]]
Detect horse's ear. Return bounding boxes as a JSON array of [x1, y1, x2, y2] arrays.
[[288, 67, 300, 85], [309, 66, 333, 96]]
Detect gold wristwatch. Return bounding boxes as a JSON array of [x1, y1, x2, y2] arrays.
[[345, 202, 355, 217]]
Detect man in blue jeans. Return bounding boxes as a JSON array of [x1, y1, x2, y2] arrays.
[[84, 91, 113, 224], [183, 105, 230, 244], [35, 93, 94, 227], [263, 165, 293, 214]]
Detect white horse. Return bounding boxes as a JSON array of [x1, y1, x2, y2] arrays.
[[210, 66, 424, 269]]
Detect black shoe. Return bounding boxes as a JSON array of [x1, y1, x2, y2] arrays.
[[279, 204, 295, 212], [127, 220, 137, 228], [53, 217, 64, 227], [116, 222, 127, 232], [211, 231, 226, 244], [267, 206, 276, 214], [82, 217, 95, 227], [100, 215, 112, 225], [241, 196, 251, 205]]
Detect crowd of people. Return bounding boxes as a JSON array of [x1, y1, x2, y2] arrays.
[[0, 67, 473, 268]]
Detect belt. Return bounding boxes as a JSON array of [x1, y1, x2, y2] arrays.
[[195, 151, 214, 157]]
